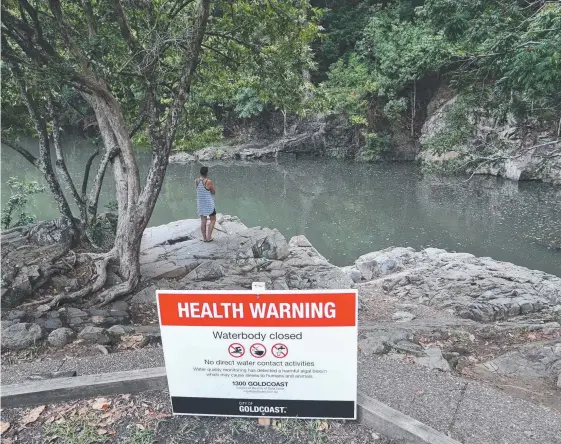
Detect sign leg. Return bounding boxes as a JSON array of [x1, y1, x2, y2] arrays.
[[252, 282, 271, 427]]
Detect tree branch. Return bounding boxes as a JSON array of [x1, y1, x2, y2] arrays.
[[200, 43, 240, 66], [7, 57, 78, 236], [87, 147, 120, 219], [129, 104, 148, 138], [115, 0, 142, 55], [49, 96, 84, 209], [3, 140, 40, 168], [205, 31, 261, 52], [81, 0, 97, 37], [139, 0, 211, 217], [82, 147, 99, 198], [169, 0, 197, 20]]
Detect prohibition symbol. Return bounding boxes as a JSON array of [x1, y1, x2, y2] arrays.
[[228, 343, 245, 358], [250, 343, 266, 358], [271, 343, 288, 358]]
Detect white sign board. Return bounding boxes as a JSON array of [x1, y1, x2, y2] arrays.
[[156, 289, 358, 419]]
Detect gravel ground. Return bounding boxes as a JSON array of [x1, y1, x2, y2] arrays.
[[0, 390, 398, 444]]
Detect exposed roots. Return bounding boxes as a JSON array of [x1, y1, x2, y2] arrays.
[[96, 276, 139, 307], [47, 249, 117, 308]]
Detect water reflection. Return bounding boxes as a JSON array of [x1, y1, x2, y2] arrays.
[[2, 137, 560, 275]]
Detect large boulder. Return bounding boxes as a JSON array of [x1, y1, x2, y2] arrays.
[[139, 217, 288, 280], [2, 323, 43, 350], [48, 328, 76, 347], [78, 326, 111, 345], [184, 261, 225, 281], [145, 218, 352, 293], [132, 285, 157, 305]]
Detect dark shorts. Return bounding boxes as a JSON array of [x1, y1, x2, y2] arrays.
[[202, 209, 216, 217]]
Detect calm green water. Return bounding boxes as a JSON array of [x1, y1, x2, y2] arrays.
[[2, 137, 561, 276]]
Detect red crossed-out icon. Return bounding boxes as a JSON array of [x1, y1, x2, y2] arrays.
[[271, 343, 288, 358], [228, 343, 245, 358], [250, 343, 266, 358]]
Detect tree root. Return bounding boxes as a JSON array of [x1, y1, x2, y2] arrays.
[[47, 249, 117, 308], [19, 296, 55, 309], [96, 275, 139, 307]]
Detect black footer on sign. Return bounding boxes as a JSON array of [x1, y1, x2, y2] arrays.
[[171, 397, 355, 419]]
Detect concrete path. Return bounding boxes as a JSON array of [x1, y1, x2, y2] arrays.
[[3, 349, 561, 443], [358, 355, 561, 444]]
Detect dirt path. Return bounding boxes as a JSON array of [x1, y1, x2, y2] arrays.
[[0, 391, 394, 444]]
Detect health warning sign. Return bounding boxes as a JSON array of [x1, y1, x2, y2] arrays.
[[156, 289, 358, 419]]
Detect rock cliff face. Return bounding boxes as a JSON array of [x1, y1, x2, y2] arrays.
[[170, 115, 361, 163], [418, 87, 561, 184]]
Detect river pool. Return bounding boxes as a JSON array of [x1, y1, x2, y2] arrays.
[[2, 137, 560, 276]]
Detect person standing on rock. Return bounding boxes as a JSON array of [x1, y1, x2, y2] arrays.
[[196, 166, 217, 242]]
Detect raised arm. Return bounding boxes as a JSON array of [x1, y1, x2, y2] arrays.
[[208, 179, 216, 195]]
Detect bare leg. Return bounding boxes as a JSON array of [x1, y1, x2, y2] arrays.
[[207, 215, 216, 241], [200, 216, 208, 241]]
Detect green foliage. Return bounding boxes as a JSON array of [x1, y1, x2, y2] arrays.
[[105, 201, 118, 213], [317, 3, 451, 128], [44, 415, 107, 444], [2, 0, 322, 151], [1, 177, 45, 230], [175, 126, 224, 152], [316, 0, 561, 144], [421, 0, 561, 121], [315, 53, 376, 126], [362, 132, 391, 161], [234, 87, 265, 118], [316, 0, 376, 66], [359, 6, 452, 98]]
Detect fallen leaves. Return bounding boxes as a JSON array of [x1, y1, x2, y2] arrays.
[[20, 405, 45, 426], [91, 398, 111, 411], [316, 420, 329, 431], [0, 421, 11, 433]]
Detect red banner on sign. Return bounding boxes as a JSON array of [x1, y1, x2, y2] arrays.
[[157, 292, 356, 327]]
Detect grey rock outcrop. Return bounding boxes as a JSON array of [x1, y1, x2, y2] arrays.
[[413, 347, 452, 372], [169, 115, 362, 164], [356, 247, 561, 323], [475, 341, 561, 383], [2, 323, 43, 350], [141, 216, 351, 292], [107, 325, 135, 338], [419, 87, 561, 184], [132, 285, 157, 305]]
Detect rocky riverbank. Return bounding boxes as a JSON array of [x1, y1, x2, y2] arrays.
[[2, 215, 560, 409], [168, 95, 561, 185]]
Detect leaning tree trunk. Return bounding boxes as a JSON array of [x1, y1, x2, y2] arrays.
[[48, 0, 212, 308]]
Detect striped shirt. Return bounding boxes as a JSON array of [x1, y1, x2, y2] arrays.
[[196, 178, 215, 216]]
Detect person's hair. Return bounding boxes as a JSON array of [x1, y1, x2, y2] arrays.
[[200, 166, 209, 177]]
